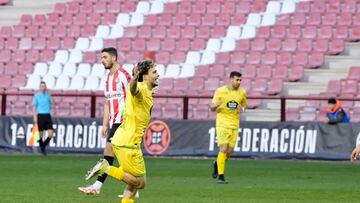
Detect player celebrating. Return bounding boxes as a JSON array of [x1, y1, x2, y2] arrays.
[[78, 47, 130, 195], [84, 60, 159, 203], [210, 71, 247, 184]]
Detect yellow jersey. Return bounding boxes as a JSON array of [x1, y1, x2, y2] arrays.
[[112, 82, 153, 147], [212, 85, 247, 129]]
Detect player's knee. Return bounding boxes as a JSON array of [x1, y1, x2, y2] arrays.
[[136, 178, 146, 189]]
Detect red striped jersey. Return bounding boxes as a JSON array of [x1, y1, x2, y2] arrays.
[[104, 66, 131, 126]]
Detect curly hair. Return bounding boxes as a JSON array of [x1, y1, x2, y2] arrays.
[[137, 60, 155, 82]]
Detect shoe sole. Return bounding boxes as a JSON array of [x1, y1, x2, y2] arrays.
[[217, 181, 229, 184], [78, 187, 100, 196], [85, 160, 104, 180]]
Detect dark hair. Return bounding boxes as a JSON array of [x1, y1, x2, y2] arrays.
[[40, 81, 46, 85], [101, 47, 118, 60], [230, 71, 242, 78], [137, 60, 155, 82], [328, 98, 336, 104]]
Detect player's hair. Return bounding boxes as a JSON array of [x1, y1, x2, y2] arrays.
[[230, 71, 242, 78], [328, 98, 336, 104], [137, 60, 155, 82], [40, 81, 46, 85], [101, 47, 118, 60]]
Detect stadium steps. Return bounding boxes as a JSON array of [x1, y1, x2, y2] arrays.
[[344, 42, 360, 57], [0, 0, 72, 27], [304, 68, 348, 83], [242, 109, 280, 121]]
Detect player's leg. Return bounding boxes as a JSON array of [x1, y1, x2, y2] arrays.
[[121, 185, 136, 203], [217, 144, 229, 184], [218, 128, 237, 184]]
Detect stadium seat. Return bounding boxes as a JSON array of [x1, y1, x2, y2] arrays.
[[83, 76, 99, 91], [62, 63, 77, 76], [19, 37, 32, 50], [42, 75, 56, 89], [47, 62, 63, 76], [327, 80, 341, 95], [77, 63, 91, 77], [54, 75, 70, 90], [165, 64, 180, 78], [68, 75, 85, 90]]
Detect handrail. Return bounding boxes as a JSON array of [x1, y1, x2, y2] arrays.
[[1, 92, 359, 121]]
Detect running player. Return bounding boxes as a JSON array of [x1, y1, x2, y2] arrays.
[[78, 47, 130, 195], [84, 60, 159, 203], [210, 71, 247, 184]]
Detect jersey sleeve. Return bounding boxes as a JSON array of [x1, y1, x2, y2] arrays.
[[212, 89, 220, 104], [32, 94, 37, 107], [240, 89, 247, 107], [120, 67, 131, 83]]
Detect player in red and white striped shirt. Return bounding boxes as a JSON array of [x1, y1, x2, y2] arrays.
[[79, 47, 131, 195]]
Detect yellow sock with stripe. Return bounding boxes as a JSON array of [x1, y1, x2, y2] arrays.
[[121, 198, 134, 203], [107, 166, 124, 181], [217, 151, 227, 175]]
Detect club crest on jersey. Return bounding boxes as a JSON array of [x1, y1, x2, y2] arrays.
[[227, 100, 238, 110]]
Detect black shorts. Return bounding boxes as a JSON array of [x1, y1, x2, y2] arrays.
[[37, 114, 53, 131], [107, 123, 121, 143]]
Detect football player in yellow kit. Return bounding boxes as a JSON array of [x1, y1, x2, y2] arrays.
[[84, 60, 159, 203], [210, 71, 247, 184]]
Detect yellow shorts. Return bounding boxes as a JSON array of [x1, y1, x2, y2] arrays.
[[112, 145, 146, 177], [216, 127, 238, 148]]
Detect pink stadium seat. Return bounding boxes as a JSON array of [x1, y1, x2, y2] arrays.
[[292, 13, 306, 25], [33, 14, 46, 26], [26, 25, 39, 38], [138, 26, 151, 38], [327, 80, 341, 95], [156, 51, 169, 64], [308, 52, 324, 68], [303, 26, 317, 39], [173, 78, 189, 93], [207, 2, 221, 14], [164, 3, 177, 13], [47, 37, 60, 50], [246, 92, 262, 109], [272, 25, 286, 38], [211, 26, 226, 38], [282, 38, 296, 52], [118, 38, 131, 51], [74, 13, 87, 26], [246, 52, 261, 65], [262, 52, 277, 65], [334, 26, 348, 40], [342, 80, 358, 94], [273, 65, 288, 80], [20, 15, 32, 26], [161, 39, 175, 51], [152, 26, 166, 38], [54, 3, 65, 14], [81, 1, 93, 13], [174, 14, 187, 26], [122, 1, 137, 13], [311, 1, 325, 13], [278, 52, 292, 65], [0, 37, 3, 50], [267, 79, 283, 95], [54, 25, 67, 38], [338, 13, 353, 26], [223, 2, 235, 14], [195, 66, 209, 77], [13, 25, 25, 38], [0, 26, 12, 38], [307, 13, 321, 26], [297, 39, 312, 52], [286, 107, 300, 121], [82, 25, 96, 37], [242, 65, 256, 78], [123, 27, 137, 38], [327, 0, 341, 13], [94, 2, 107, 14], [241, 78, 251, 92], [257, 65, 272, 79], [293, 52, 308, 66], [0, 50, 11, 62], [158, 14, 172, 26], [348, 67, 360, 81], [251, 38, 266, 51], [237, 40, 250, 51], [13, 50, 25, 63], [190, 77, 205, 92], [350, 27, 360, 41], [40, 25, 53, 38], [171, 51, 186, 63], [288, 66, 304, 82], [63, 37, 75, 49], [188, 14, 201, 26], [178, 1, 192, 14], [276, 14, 290, 26], [231, 51, 245, 64], [210, 65, 225, 78], [88, 13, 101, 26], [236, 1, 250, 14], [318, 26, 332, 39], [26, 50, 40, 62], [267, 38, 281, 52], [176, 39, 190, 52], [103, 13, 116, 25], [146, 38, 160, 51], [193, 2, 206, 14], [182, 26, 195, 39], [257, 27, 270, 38], [252, 78, 267, 92], [83, 52, 97, 64], [342, 1, 357, 13], [7, 37, 18, 50], [287, 25, 301, 39], [322, 13, 337, 26], [144, 15, 158, 26], [41, 49, 54, 61], [168, 26, 181, 39], [216, 53, 230, 64], [296, 1, 310, 13], [202, 14, 215, 26], [191, 39, 206, 50], [159, 78, 173, 91], [47, 13, 60, 26], [313, 39, 328, 53], [12, 75, 26, 88], [21, 62, 33, 75], [0, 74, 11, 88], [231, 14, 246, 25], [126, 51, 141, 64], [328, 39, 344, 55], [217, 14, 231, 26], [67, 1, 79, 14]]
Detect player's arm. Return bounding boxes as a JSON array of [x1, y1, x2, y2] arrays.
[[32, 96, 37, 123], [351, 144, 360, 163], [210, 90, 222, 112], [239, 90, 247, 112], [101, 101, 110, 138], [130, 65, 140, 96]]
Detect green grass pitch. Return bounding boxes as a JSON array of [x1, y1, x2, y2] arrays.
[[1, 154, 360, 203]]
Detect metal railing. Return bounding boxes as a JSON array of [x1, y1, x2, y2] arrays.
[[1, 92, 359, 121]]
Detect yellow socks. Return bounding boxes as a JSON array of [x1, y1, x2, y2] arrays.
[[121, 198, 134, 203], [108, 166, 125, 180], [217, 151, 227, 175]]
